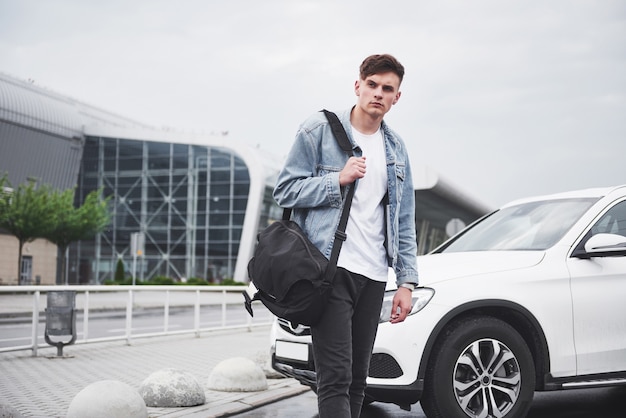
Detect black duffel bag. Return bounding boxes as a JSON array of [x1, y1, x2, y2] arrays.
[[243, 110, 355, 326], [245, 218, 332, 326]]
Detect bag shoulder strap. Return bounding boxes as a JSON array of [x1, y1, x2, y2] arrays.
[[321, 110, 355, 283], [322, 109, 353, 153], [281, 110, 355, 283], [282, 110, 354, 220]]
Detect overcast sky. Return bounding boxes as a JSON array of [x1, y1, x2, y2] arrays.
[[1, 0, 624, 208]]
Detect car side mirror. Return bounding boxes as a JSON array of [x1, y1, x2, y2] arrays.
[[583, 233, 626, 257]]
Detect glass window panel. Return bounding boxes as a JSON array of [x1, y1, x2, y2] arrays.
[[173, 143, 188, 155], [148, 213, 169, 226], [81, 176, 98, 191], [126, 199, 141, 212], [234, 167, 250, 182], [234, 156, 246, 168], [104, 156, 116, 172], [115, 207, 139, 228], [144, 242, 161, 254], [169, 248, 186, 259], [103, 140, 117, 159], [147, 200, 166, 212], [117, 176, 140, 186], [150, 175, 170, 188], [209, 197, 230, 211], [170, 229, 185, 241], [232, 213, 245, 226], [211, 151, 231, 168], [84, 137, 99, 154], [173, 199, 188, 213], [83, 141, 100, 168], [210, 170, 231, 182], [209, 228, 229, 241], [103, 229, 114, 242], [147, 182, 168, 199], [118, 157, 143, 171], [233, 197, 248, 211], [196, 198, 206, 212], [119, 140, 144, 158], [72, 240, 96, 257], [210, 183, 231, 197], [172, 153, 188, 170], [104, 185, 114, 197], [196, 185, 207, 202], [149, 230, 168, 242], [172, 182, 188, 198], [233, 183, 250, 197], [148, 142, 170, 156], [149, 156, 170, 170], [209, 213, 230, 226], [208, 243, 228, 256], [117, 185, 135, 198], [83, 158, 99, 171], [123, 188, 140, 201], [170, 214, 185, 228]]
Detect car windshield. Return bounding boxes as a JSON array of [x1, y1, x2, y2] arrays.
[[439, 198, 599, 252]]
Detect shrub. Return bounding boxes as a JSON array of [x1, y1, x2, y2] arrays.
[[185, 277, 209, 285], [219, 278, 245, 286], [150, 276, 175, 285], [114, 259, 125, 282]]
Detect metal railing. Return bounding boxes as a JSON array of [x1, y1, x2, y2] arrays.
[[0, 285, 272, 356]]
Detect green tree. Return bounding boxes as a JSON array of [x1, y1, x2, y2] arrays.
[[114, 259, 125, 282], [44, 187, 111, 284], [0, 178, 56, 284], [0, 174, 8, 225]]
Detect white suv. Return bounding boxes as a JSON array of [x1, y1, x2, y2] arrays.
[[269, 185, 626, 418]]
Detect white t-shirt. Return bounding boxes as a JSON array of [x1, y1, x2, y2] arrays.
[[337, 126, 388, 282]]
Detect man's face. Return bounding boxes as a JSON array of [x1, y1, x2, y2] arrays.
[[354, 72, 401, 118]]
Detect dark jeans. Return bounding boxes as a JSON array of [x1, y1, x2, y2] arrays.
[[311, 267, 386, 418]]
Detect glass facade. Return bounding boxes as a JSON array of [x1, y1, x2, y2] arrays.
[[68, 136, 268, 284]]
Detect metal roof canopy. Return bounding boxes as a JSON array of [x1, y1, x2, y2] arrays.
[[0, 72, 153, 189]]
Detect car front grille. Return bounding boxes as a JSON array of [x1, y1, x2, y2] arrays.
[[277, 318, 312, 336], [275, 319, 403, 379], [368, 353, 403, 379]]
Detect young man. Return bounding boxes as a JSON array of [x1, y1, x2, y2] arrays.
[[273, 54, 418, 418]]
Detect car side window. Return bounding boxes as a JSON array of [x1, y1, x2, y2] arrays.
[[591, 200, 626, 237]]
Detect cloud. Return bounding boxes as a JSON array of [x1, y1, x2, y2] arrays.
[[1, 0, 624, 207]]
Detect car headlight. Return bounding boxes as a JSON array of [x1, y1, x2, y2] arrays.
[[379, 287, 435, 323]]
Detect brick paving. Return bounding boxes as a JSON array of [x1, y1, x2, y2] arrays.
[[0, 292, 310, 418], [0, 328, 309, 417]]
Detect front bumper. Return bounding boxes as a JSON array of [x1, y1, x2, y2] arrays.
[[271, 338, 423, 408]]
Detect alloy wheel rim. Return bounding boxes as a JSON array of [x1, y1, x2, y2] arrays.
[[453, 338, 521, 417]]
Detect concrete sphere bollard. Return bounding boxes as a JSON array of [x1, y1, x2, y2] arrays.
[[139, 368, 205, 407], [0, 404, 25, 418], [66, 380, 147, 418], [207, 357, 268, 392]]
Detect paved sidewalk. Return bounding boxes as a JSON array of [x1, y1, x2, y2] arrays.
[[0, 291, 312, 417]]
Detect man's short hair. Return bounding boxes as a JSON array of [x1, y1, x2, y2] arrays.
[[359, 54, 405, 84]]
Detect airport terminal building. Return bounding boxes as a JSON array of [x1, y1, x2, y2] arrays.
[[0, 72, 489, 285]]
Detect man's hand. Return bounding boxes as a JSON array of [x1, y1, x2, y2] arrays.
[[339, 156, 366, 186], [390, 287, 413, 324]]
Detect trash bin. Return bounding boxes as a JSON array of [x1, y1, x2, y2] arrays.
[[44, 291, 77, 356]]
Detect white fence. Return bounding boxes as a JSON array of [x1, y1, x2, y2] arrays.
[[0, 285, 272, 356]]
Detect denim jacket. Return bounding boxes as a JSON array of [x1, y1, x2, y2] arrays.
[[273, 109, 419, 286]]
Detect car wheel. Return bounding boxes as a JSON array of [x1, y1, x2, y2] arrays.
[[421, 316, 535, 418]]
